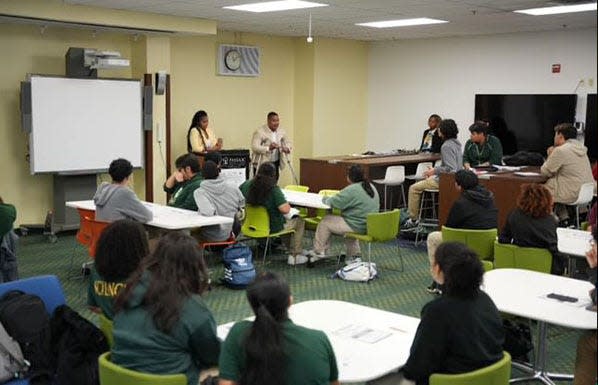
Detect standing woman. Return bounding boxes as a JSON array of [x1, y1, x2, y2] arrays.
[[307, 165, 380, 263], [219, 272, 339, 385], [187, 110, 223, 154], [112, 231, 220, 385]]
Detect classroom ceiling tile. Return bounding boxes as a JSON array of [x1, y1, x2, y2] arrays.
[[54, 0, 597, 40]]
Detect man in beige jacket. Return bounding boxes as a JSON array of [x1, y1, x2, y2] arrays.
[[251, 111, 291, 181], [541, 123, 594, 221]]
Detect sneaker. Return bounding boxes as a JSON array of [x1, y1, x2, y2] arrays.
[[287, 254, 309, 265], [402, 218, 419, 231], [305, 250, 326, 263]]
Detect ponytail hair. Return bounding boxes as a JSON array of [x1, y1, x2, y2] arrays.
[[241, 272, 290, 385], [348, 165, 375, 198], [187, 110, 208, 152]]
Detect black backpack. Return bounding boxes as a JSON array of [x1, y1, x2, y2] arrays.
[[51, 305, 109, 385], [0, 290, 54, 385]]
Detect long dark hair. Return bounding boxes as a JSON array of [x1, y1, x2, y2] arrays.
[[434, 242, 484, 299], [187, 110, 209, 152], [95, 220, 148, 282], [247, 162, 277, 206], [241, 272, 290, 385], [348, 165, 375, 198], [114, 231, 209, 333]]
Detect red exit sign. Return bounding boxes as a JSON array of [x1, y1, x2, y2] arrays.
[[552, 64, 561, 73]]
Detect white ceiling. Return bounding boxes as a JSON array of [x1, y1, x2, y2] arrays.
[[65, 0, 598, 40]]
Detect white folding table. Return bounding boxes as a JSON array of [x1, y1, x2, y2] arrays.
[[282, 189, 331, 209], [217, 300, 419, 383], [557, 227, 593, 276], [66, 200, 233, 230], [483, 268, 596, 385]]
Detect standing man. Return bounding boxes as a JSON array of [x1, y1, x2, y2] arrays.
[[419, 114, 443, 153], [163, 153, 204, 211], [251, 112, 291, 181], [541, 123, 594, 222], [463, 121, 503, 169]]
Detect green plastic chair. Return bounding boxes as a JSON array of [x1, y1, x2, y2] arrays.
[[241, 205, 295, 264], [285, 185, 309, 218], [481, 260, 494, 272], [99, 313, 114, 348], [345, 209, 404, 272], [441, 227, 498, 261], [429, 351, 511, 385], [493, 241, 552, 273], [305, 189, 341, 231], [99, 352, 187, 385]]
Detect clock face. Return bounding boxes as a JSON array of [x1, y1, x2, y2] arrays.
[[224, 50, 242, 71]]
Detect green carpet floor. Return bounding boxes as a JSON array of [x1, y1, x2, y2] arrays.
[[16, 231, 585, 384]]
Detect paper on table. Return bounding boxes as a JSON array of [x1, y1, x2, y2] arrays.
[[493, 165, 522, 171], [514, 171, 541, 177], [333, 324, 392, 344]]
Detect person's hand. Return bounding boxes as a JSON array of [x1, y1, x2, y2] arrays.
[[585, 239, 597, 268], [423, 167, 435, 178], [281, 146, 291, 154], [215, 138, 223, 150], [464, 163, 471, 170], [269, 142, 279, 151], [174, 170, 185, 183], [547, 146, 554, 156]]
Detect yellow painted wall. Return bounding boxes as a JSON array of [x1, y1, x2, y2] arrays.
[[0, 23, 133, 225], [313, 38, 368, 156], [1, 18, 369, 225]]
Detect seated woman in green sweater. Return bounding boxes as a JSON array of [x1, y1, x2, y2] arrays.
[[219, 272, 339, 385], [112, 231, 220, 385], [307, 165, 380, 263], [391, 242, 504, 385], [87, 220, 148, 319]]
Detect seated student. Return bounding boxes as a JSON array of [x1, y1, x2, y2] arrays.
[[419, 114, 442, 154], [94, 158, 153, 223], [194, 160, 245, 241], [87, 220, 148, 320], [163, 153, 203, 211], [0, 196, 18, 283], [307, 165, 379, 263], [112, 231, 220, 385], [463, 121, 503, 169], [426, 170, 497, 293], [219, 272, 339, 385], [404, 119, 463, 230], [384, 243, 503, 385], [573, 226, 596, 385], [499, 183, 565, 275], [239, 162, 306, 265]]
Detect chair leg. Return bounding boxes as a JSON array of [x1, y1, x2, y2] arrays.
[[367, 242, 372, 281], [400, 184, 406, 208], [383, 185, 388, 211], [262, 237, 270, 265], [576, 206, 580, 229], [415, 191, 426, 245]]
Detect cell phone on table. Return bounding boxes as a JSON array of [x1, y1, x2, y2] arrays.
[[546, 293, 578, 303]]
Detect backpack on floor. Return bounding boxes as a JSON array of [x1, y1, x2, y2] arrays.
[[332, 261, 378, 282], [0, 291, 53, 385], [51, 305, 109, 385], [0, 321, 29, 383], [221, 243, 256, 289]]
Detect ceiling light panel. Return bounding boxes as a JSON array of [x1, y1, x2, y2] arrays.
[[514, 3, 597, 15], [224, 0, 328, 13], [357, 18, 448, 28]]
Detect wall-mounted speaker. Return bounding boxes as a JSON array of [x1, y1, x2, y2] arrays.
[[218, 44, 260, 77], [155, 71, 167, 95]]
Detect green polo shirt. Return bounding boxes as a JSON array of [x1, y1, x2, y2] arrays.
[[219, 319, 338, 385], [0, 203, 16, 239], [463, 135, 503, 167], [165, 173, 203, 211], [86, 268, 126, 320], [239, 180, 287, 233]]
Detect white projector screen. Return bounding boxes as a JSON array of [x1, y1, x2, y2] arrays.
[[29, 76, 143, 174]]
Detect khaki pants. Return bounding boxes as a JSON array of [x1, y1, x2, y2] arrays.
[[283, 217, 305, 255], [426, 231, 443, 266], [574, 330, 597, 385], [408, 177, 439, 220], [314, 215, 361, 256]]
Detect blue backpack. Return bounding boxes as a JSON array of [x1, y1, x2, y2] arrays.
[[221, 244, 256, 289]]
